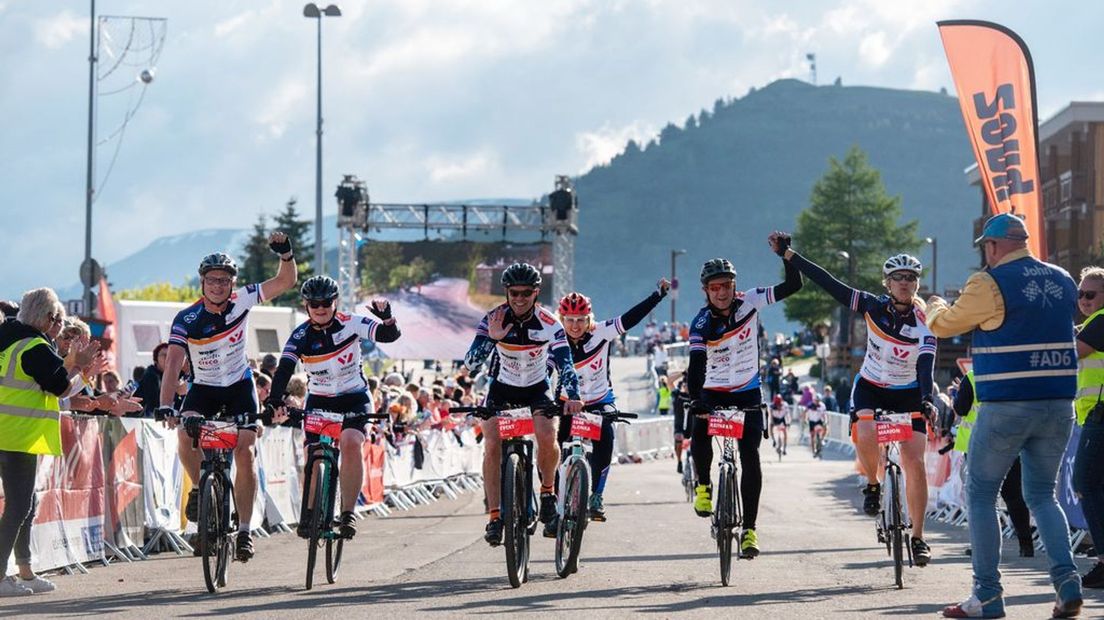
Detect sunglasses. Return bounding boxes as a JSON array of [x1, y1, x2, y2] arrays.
[[1080, 290, 1099, 301], [706, 281, 734, 293], [203, 276, 234, 287], [507, 289, 536, 298], [306, 299, 335, 309], [888, 273, 919, 283], [49, 315, 64, 325]]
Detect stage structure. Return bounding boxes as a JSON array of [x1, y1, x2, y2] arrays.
[[335, 175, 579, 313]]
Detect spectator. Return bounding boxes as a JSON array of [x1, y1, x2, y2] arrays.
[[781, 369, 799, 404], [284, 374, 308, 410], [254, 373, 271, 404], [260, 354, 278, 379], [0, 301, 17, 322], [766, 358, 782, 399], [0, 288, 101, 596], [135, 343, 169, 417], [1073, 266, 1104, 588], [657, 375, 671, 416], [653, 344, 669, 377], [822, 385, 839, 412], [928, 213, 1082, 618]]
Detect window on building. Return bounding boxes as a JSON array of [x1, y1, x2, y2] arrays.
[[255, 328, 280, 354], [132, 323, 162, 353], [1060, 172, 1072, 203]]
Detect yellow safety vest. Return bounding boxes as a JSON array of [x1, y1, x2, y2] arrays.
[[953, 371, 978, 454], [658, 386, 671, 410], [1076, 308, 1104, 426], [0, 336, 62, 456]]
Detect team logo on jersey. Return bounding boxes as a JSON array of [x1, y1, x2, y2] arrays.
[[737, 326, 752, 341], [183, 312, 198, 324], [589, 357, 603, 371], [311, 342, 322, 350], [203, 324, 216, 334], [294, 328, 307, 339], [528, 349, 542, 359], [228, 329, 243, 344], [892, 346, 911, 360], [337, 353, 354, 365], [539, 310, 555, 326]]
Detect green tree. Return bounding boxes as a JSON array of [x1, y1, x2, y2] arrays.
[[783, 146, 921, 327], [388, 257, 434, 291], [360, 241, 404, 294], [238, 213, 274, 286], [270, 197, 314, 306], [118, 281, 202, 302]]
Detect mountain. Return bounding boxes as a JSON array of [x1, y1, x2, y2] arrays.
[[573, 79, 978, 332]]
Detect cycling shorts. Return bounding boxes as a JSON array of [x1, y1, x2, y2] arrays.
[[673, 406, 687, 438], [303, 391, 374, 444], [771, 416, 787, 427], [484, 381, 555, 411], [849, 377, 926, 435], [808, 420, 825, 432], [181, 378, 259, 431]]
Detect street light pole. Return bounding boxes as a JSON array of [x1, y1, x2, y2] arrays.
[[83, 0, 97, 314], [304, 3, 342, 276], [837, 250, 854, 382], [925, 236, 938, 295], [670, 249, 685, 324]]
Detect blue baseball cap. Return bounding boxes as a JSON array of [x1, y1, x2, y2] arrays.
[[974, 213, 1029, 245]]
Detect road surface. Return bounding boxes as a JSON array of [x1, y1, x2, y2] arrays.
[[5, 437, 1099, 618]]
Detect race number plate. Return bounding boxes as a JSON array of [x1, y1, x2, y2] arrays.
[[305, 410, 344, 440], [875, 413, 914, 444], [569, 412, 603, 440], [199, 421, 239, 450], [497, 407, 535, 439], [708, 408, 745, 438]]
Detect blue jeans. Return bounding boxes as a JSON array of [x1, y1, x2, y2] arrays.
[[1073, 417, 1104, 562], [967, 399, 1079, 602]]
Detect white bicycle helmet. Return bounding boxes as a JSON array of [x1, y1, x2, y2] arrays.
[[882, 253, 923, 276]]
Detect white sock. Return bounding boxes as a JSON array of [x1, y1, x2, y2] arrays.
[[238, 523, 250, 534]]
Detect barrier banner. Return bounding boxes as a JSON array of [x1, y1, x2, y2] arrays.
[[938, 20, 1044, 257], [384, 438, 417, 488], [140, 422, 184, 532], [361, 441, 386, 504], [1058, 424, 1087, 530], [924, 432, 953, 511], [256, 426, 301, 528], [102, 417, 145, 551], [29, 415, 106, 571]]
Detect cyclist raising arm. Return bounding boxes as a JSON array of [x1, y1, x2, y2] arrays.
[[265, 276, 400, 540], [556, 278, 670, 521], [686, 249, 802, 559], [157, 231, 298, 563], [464, 263, 584, 545], [774, 231, 936, 566]]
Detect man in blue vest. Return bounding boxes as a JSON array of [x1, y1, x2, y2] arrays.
[[927, 213, 1081, 619]]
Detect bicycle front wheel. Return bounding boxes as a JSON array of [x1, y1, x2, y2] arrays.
[[716, 465, 735, 586], [888, 468, 905, 589], [305, 460, 331, 591], [555, 459, 589, 578], [198, 474, 221, 593], [502, 453, 530, 589]]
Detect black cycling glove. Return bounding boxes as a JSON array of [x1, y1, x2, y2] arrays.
[[368, 301, 393, 321], [269, 235, 292, 255], [774, 233, 792, 257]]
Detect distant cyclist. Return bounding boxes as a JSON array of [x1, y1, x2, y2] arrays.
[[265, 276, 401, 540], [774, 231, 936, 566], [463, 263, 584, 545], [687, 248, 802, 559], [806, 396, 828, 455], [556, 279, 669, 521], [769, 394, 789, 454], [157, 232, 298, 562]]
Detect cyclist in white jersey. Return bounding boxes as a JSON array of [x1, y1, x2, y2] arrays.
[[156, 232, 298, 562]]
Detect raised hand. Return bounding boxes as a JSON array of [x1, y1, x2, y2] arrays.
[[657, 278, 671, 295], [487, 306, 511, 341]]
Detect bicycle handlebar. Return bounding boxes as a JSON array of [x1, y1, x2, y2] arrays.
[[448, 403, 563, 420], [283, 406, 390, 426]]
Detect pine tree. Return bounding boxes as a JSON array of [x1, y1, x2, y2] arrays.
[[270, 197, 314, 306], [782, 146, 921, 327], [238, 213, 273, 286]]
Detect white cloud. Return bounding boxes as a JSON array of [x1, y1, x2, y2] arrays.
[[426, 149, 501, 184], [253, 79, 309, 140], [574, 121, 659, 171], [859, 31, 892, 67], [34, 10, 84, 49], [213, 11, 257, 39]]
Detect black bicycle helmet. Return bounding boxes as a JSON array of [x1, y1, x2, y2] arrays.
[[301, 275, 340, 301], [700, 258, 736, 284], [500, 262, 542, 287], [198, 253, 238, 277]]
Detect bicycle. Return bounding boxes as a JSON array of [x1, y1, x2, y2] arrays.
[[180, 410, 263, 593], [287, 407, 389, 590], [771, 418, 788, 462], [697, 403, 767, 586], [811, 423, 825, 459], [554, 407, 637, 578], [450, 402, 559, 588], [681, 439, 696, 503], [872, 409, 915, 589]]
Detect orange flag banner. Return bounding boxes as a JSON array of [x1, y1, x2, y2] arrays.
[[937, 20, 1045, 257]]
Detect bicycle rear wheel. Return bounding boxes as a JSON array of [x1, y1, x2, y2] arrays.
[[716, 465, 735, 586], [555, 459, 589, 578], [888, 468, 904, 589], [502, 453, 530, 588], [198, 474, 221, 593]]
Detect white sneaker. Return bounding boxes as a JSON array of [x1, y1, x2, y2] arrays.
[[0, 576, 32, 597], [19, 575, 56, 594]]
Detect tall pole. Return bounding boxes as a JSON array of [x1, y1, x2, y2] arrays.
[[83, 0, 97, 314], [670, 249, 685, 324], [932, 237, 938, 295], [313, 15, 324, 276]]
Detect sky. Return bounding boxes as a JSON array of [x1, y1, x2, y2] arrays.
[[1, 0, 1102, 299]]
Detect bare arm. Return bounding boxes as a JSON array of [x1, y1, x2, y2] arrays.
[[159, 346, 186, 409]]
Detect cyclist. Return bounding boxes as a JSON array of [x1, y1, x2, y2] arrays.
[[807, 396, 828, 456], [156, 232, 298, 562], [769, 394, 789, 454], [672, 375, 691, 474], [687, 248, 802, 559], [464, 263, 584, 545], [775, 231, 936, 566], [556, 279, 670, 521], [265, 276, 401, 540]]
